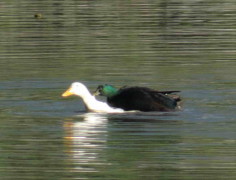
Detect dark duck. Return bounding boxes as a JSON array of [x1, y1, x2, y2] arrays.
[[94, 84, 182, 112]]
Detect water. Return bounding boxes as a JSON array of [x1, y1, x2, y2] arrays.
[[0, 1, 236, 179]]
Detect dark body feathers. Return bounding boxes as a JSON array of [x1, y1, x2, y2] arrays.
[[107, 87, 181, 112]]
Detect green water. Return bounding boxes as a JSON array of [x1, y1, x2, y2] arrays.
[[0, 1, 236, 179]]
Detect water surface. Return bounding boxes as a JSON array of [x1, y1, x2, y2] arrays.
[[0, 1, 235, 179]]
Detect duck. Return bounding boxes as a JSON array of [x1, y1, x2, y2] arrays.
[[62, 82, 124, 113], [94, 84, 182, 112]]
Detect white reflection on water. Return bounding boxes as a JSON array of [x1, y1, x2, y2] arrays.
[[63, 113, 109, 172]]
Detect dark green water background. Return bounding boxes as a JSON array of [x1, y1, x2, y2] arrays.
[[0, 1, 235, 179]]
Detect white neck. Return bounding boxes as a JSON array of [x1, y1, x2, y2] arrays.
[[75, 89, 124, 113]]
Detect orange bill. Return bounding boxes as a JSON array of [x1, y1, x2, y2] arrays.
[[62, 88, 74, 97]]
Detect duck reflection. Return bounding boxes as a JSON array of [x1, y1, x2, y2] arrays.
[[63, 113, 109, 172], [63, 112, 183, 174]]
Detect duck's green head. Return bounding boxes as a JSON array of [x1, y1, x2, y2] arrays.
[[94, 84, 118, 98]]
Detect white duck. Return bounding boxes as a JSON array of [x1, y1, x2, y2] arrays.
[[62, 82, 124, 113]]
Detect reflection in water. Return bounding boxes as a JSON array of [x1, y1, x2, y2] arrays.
[[63, 112, 184, 178], [63, 113, 108, 172]]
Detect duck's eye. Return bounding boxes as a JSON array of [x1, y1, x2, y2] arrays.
[[74, 84, 80, 88]]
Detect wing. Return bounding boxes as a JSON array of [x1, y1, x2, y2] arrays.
[[107, 87, 179, 111], [149, 91, 178, 110], [149, 89, 181, 102]]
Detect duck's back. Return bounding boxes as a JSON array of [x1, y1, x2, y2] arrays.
[[107, 87, 179, 112]]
